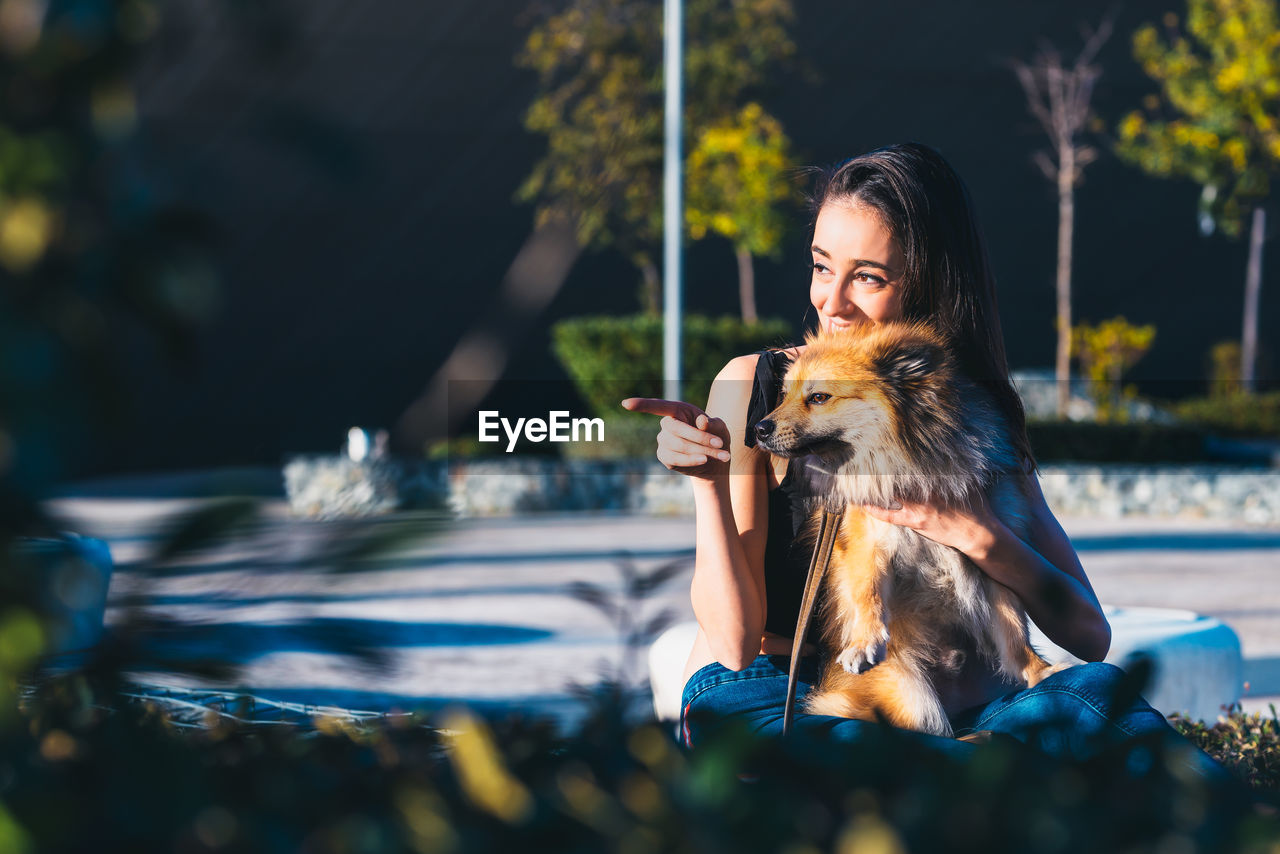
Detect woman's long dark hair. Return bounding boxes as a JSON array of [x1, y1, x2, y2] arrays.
[[808, 142, 1036, 468]]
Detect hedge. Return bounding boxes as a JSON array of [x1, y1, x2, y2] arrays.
[[1027, 420, 1211, 464]]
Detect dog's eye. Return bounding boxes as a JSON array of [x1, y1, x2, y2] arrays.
[[807, 392, 831, 406]]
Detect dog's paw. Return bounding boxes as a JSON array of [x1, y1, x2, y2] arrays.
[[837, 634, 888, 675]]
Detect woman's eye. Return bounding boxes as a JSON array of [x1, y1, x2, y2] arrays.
[[854, 272, 886, 287], [807, 392, 831, 405], [811, 261, 830, 274]]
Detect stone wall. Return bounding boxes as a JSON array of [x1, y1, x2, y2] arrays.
[[401, 459, 1280, 524], [1035, 465, 1280, 525]]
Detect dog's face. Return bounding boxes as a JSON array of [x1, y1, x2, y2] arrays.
[[754, 323, 955, 474]]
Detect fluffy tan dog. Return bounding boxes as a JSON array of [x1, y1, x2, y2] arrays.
[[754, 322, 1062, 737]]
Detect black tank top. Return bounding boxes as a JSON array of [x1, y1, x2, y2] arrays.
[[743, 348, 816, 639]]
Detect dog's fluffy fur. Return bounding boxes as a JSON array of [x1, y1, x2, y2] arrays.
[[755, 321, 1062, 737]]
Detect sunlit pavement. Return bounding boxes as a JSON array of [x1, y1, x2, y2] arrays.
[[42, 494, 1280, 728]]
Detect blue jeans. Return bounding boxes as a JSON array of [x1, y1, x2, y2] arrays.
[[679, 654, 1230, 779]]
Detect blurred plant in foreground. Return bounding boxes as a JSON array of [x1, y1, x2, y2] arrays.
[[0, 0, 224, 747], [566, 554, 687, 713], [0, 0, 219, 529], [1, 665, 1274, 852], [1072, 316, 1157, 423], [1171, 702, 1280, 790]]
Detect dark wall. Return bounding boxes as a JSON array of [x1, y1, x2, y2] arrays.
[[81, 0, 1277, 478]]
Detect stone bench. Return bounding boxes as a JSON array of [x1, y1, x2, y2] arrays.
[[649, 606, 1243, 726]]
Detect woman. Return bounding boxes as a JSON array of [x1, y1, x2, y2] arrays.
[[623, 143, 1226, 774]]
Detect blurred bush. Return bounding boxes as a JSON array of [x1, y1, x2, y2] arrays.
[[1027, 420, 1209, 463], [1159, 339, 1280, 440], [426, 434, 503, 460], [0, 669, 1272, 852], [1170, 392, 1280, 439], [1071, 317, 1157, 424], [552, 313, 790, 457]]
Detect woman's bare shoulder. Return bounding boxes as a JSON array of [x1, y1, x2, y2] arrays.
[[708, 355, 762, 441], [715, 345, 803, 382], [715, 353, 761, 383]]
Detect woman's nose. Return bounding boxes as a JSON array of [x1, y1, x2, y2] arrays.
[[820, 282, 853, 316]]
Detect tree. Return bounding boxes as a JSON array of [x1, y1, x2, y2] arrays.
[[1115, 0, 1280, 391], [516, 0, 796, 315], [518, 1, 664, 310], [685, 102, 795, 324], [1011, 19, 1113, 419]]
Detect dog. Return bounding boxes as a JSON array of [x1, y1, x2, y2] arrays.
[[753, 321, 1063, 737]]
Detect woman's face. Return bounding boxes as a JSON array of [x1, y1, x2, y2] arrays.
[[809, 201, 906, 332]]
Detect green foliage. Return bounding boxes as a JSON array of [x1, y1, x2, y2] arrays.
[[686, 101, 796, 258], [552, 311, 789, 406], [1027, 420, 1209, 462], [1172, 390, 1280, 437], [1172, 703, 1280, 790], [1072, 317, 1157, 423], [551, 313, 790, 457], [427, 434, 509, 459], [516, 0, 664, 255], [516, 0, 797, 309], [1115, 0, 1280, 235]]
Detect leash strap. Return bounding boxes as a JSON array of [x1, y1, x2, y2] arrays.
[[782, 507, 842, 736]]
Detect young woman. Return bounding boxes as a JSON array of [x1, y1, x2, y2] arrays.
[[623, 143, 1228, 775]]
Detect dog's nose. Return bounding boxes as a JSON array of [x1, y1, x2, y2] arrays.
[[754, 419, 775, 442]]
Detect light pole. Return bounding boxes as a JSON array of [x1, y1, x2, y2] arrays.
[[662, 0, 683, 402]]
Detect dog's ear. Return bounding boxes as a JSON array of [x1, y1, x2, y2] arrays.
[[878, 338, 946, 387]]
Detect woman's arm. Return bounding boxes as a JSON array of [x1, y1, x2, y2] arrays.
[[965, 473, 1111, 662], [624, 355, 773, 671], [861, 471, 1112, 663], [688, 356, 774, 670]]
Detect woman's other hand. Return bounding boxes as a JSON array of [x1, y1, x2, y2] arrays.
[[860, 493, 1001, 560], [620, 398, 732, 480]]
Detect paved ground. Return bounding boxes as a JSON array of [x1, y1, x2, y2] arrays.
[[42, 495, 1280, 728]]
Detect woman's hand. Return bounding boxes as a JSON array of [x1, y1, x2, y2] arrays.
[[860, 493, 1001, 561], [620, 398, 732, 480], [863, 487, 1111, 661]]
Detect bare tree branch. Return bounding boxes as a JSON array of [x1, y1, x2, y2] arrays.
[[1077, 15, 1116, 69], [1033, 150, 1058, 182], [1014, 17, 1114, 186]]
